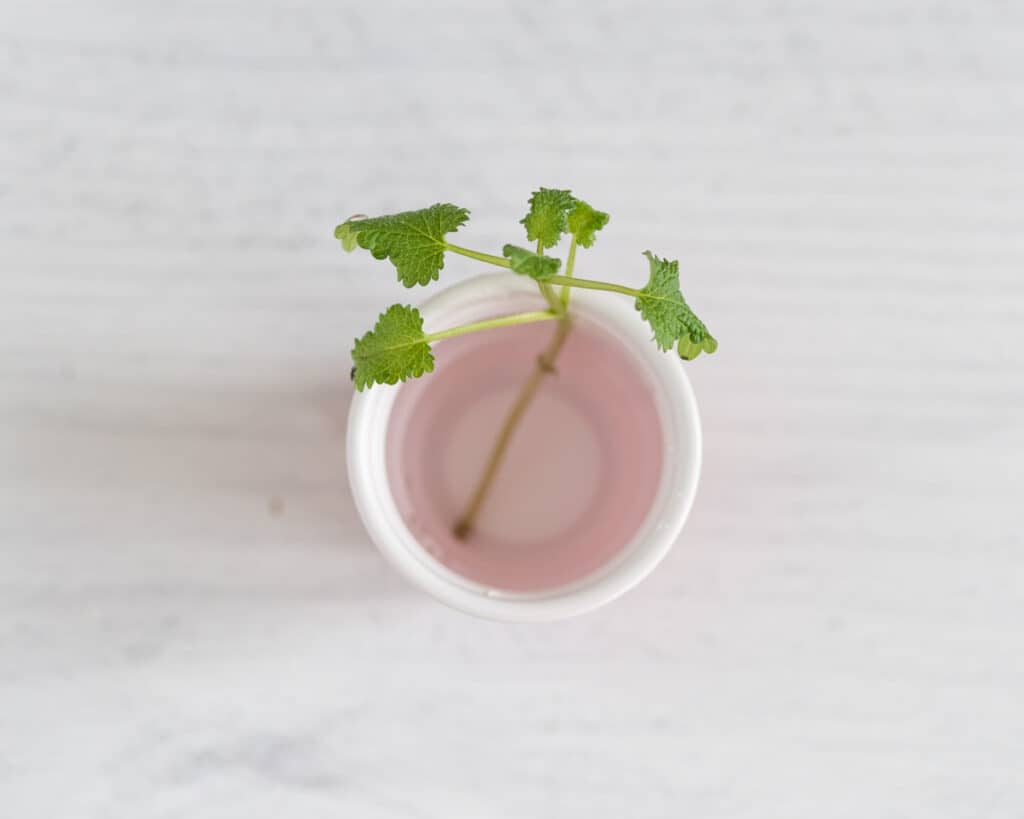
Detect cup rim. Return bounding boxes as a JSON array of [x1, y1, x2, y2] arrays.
[[346, 273, 702, 621]]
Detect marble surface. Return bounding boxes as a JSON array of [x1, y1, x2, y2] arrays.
[[2, 1, 1023, 816]]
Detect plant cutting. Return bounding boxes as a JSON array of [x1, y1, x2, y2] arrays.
[[339, 188, 717, 620]]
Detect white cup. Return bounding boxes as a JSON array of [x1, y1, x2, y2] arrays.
[[347, 274, 702, 621]]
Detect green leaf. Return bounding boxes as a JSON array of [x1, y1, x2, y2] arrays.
[[520, 188, 576, 249], [334, 218, 362, 252], [335, 203, 470, 287], [635, 251, 716, 355], [351, 304, 434, 391], [502, 244, 561, 281], [567, 200, 609, 248], [675, 336, 717, 360]]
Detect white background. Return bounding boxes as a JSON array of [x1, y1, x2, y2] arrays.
[[2, 1, 1023, 817]]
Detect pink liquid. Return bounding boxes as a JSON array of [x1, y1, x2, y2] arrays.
[[386, 318, 664, 592]]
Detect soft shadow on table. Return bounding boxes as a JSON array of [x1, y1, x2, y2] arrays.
[[4, 373, 421, 683], [13, 370, 385, 567]]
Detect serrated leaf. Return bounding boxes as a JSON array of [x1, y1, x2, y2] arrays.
[[351, 304, 434, 391], [502, 244, 561, 281], [335, 203, 470, 287], [566, 200, 609, 248], [520, 188, 576, 249], [635, 251, 716, 355]]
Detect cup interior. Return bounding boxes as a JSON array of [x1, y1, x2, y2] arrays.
[[347, 275, 702, 621], [384, 308, 666, 592]]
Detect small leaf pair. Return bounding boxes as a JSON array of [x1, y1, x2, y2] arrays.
[[521, 188, 610, 250]]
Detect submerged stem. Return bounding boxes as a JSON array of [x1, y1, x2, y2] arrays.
[[449, 268, 642, 540], [453, 313, 573, 540]]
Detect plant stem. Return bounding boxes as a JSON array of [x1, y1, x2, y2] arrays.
[[444, 243, 511, 269], [532, 240, 563, 315], [560, 237, 578, 309], [453, 314, 573, 540], [540, 283, 560, 312], [546, 274, 641, 299], [425, 310, 557, 344]]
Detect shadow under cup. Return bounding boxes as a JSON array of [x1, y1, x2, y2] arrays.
[[385, 316, 664, 592]]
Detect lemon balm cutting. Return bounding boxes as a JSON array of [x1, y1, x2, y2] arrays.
[[336, 189, 717, 539]]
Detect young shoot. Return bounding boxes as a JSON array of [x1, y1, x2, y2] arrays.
[[336, 188, 717, 537]]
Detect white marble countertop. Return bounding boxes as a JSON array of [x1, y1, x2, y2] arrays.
[[2, 1, 1022, 816]]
